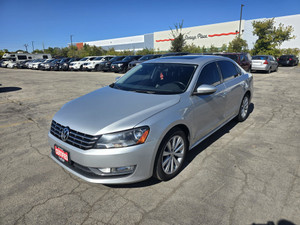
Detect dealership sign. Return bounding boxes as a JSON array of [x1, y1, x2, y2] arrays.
[[155, 31, 239, 42]]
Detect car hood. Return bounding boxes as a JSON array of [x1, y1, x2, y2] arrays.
[[112, 60, 131, 64], [53, 86, 180, 135]]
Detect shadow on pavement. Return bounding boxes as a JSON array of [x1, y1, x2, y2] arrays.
[[0, 87, 22, 93]]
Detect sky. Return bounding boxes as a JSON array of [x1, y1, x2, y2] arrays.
[[0, 0, 299, 52]]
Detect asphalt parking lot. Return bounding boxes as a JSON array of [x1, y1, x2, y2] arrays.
[[0, 66, 299, 225]]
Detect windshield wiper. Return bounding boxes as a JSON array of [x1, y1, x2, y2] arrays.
[[132, 90, 156, 94]]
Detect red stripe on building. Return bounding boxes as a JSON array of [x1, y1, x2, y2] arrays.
[[208, 32, 239, 37], [155, 39, 175, 42], [155, 31, 239, 42]]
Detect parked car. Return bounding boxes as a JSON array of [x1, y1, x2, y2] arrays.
[[27, 59, 45, 69], [39, 59, 57, 70], [277, 55, 299, 66], [111, 55, 142, 73], [69, 56, 99, 71], [251, 55, 278, 73], [6, 61, 17, 68], [99, 56, 126, 72], [128, 54, 162, 70], [16, 60, 30, 69], [32, 59, 48, 70], [59, 58, 81, 71], [82, 56, 115, 71], [49, 58, 69, 71], [48, 55, 253, 184], [215, 53, 252, 72], [1, 59, 12, 68]]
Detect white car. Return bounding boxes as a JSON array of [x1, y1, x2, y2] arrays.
[[82, 55, 115, 71], [7, 61, 17, 68], [69, 56, 99, 71], [1, 60, 11, 68]]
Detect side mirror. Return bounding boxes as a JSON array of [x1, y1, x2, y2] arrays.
[[194, 84, 217, 95]]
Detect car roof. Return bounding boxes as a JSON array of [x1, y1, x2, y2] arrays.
[[144, 55, 232, 65]]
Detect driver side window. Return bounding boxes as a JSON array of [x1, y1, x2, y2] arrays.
[[195, 62, 221, 88]]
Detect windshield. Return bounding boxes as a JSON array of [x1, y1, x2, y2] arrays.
[[252, 56, 268, 60], [80, 58, 88, 61], [122, 56, 136, 61], [110, 56, 125, 62], [112, 63, 197, 94], [139, 55, 154, 60], [94, 57, 103, 60]]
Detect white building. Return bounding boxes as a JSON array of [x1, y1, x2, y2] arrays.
[[78, 14, 300, 52]]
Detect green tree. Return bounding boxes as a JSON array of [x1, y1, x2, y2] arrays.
[[227, 37, 248, 52], [220, 44, 228, 52], [136, 48, 155, 55], [32, 49, 44, 54], [183, 44, 201, 53], [170, 21, 185, 52], [209, 44, 218, 53], [252, 18, 295, 56]]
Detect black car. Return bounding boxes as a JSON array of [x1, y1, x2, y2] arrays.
[[277, 55, 299, 66], [111, 55, 142, 73], [128, 54, 162, 70], [39, 59, 57, 70], [59, 58, 80, 71], [99, 56, 126, 72], [50, 58, 71, 71]]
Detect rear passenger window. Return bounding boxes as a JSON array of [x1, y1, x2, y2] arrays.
[[196, 62, 221, 87], [217, 61, 239, 81]]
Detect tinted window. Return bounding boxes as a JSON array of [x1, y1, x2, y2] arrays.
[[196, 62, 221, 87], [252, 56, 268, 60], [17, 55, 27, 60], [218, 61, 239, 81], [43, 55, 49, 59]]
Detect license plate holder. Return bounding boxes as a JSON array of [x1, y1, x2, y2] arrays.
[[54, 145, 70, 163]]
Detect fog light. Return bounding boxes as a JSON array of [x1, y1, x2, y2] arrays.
[[89, 165, 136, 176]]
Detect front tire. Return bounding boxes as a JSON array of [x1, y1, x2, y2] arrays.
[[154, 129, 188, 181], [236, 94, 250, 122]]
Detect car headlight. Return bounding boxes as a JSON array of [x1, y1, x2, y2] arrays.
[[118, 63, 123, 67], [95, 126, 150, 149]]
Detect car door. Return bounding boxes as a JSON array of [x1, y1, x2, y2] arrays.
[[217, 60, 245, 119], [190, 62, 227, 143]]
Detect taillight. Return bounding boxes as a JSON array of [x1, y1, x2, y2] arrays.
[[289, 58, 292, 61], [263, 60, 268, 64], [277, 58, 279, 61]]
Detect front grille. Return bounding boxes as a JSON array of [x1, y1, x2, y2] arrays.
[[50, 120, 99, 150]]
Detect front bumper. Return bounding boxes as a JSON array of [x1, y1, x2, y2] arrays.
[[48, 132, 156, 184], [111, 64, 124, 72]]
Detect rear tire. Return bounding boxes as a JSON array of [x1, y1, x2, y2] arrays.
[[154, 128, 188, 181], [236, 94, 250, 122]]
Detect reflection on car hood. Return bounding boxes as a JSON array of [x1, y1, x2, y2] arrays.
[[53, 86, 180, 135]]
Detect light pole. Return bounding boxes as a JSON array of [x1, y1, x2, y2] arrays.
[[239, 4, 244, 38], [70, 35, 73, 46], [24, 44, 28, 52], [32, 41, 35, 52]]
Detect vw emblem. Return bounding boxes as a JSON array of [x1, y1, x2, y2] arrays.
[[61, 127, 70, 142]]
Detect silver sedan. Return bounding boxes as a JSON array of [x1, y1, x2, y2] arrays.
[[251, 55, 278, 73], [48, 55, 253, 184]]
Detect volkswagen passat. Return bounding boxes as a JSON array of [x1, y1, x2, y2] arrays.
[[49, 55, 253, 184]]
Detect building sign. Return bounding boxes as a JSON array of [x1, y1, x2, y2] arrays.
[[154, 21, 243, 50]]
